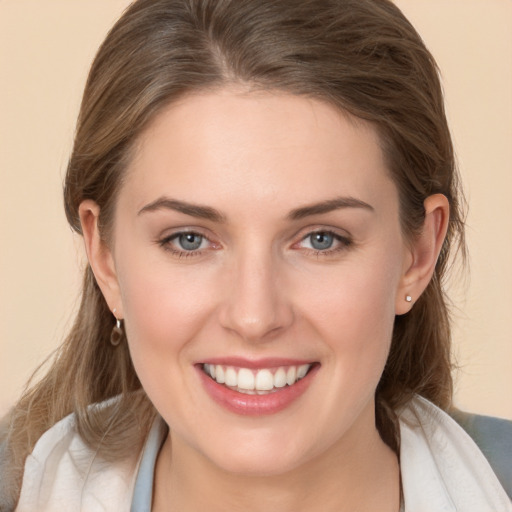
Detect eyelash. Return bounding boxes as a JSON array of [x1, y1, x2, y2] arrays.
[[157, 229, 352, 258], [158, 231, 212, 258], [295, 230, 352, 257]]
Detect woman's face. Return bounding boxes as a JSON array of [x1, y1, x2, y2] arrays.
[[109, 89, 412, 474]]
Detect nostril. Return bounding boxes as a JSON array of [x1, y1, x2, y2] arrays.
[[219, 296, 294, 342]]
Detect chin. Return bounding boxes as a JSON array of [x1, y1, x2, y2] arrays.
[[195, 429, 318, 477]]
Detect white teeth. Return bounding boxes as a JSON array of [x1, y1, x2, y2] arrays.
[[215, 365, 225, 384], [225, 367, 237, 387], [274, 367, 287, 388], [238, 388, 257, 395], [203, 363, 312, 392], [255, 369, 274, 391], [238, 368, 255, 390], [286, 366, 297, 386], [297, 364, 309, 379], [204, 363, 216, 379]]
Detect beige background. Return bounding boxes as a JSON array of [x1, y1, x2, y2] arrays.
[[1, 1, 511, 419]]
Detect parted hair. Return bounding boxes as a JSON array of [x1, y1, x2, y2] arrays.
[[1, 0, 465, 506]]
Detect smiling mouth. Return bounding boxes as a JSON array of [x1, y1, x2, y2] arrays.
[[201, 363, 314, 395]]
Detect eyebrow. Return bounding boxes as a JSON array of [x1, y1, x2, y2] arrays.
[[138, 197, 226, 222], [287, 197, 374, 220], [137, 195, 374, 222]]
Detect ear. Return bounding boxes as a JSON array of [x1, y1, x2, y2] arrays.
[[395, 194, 449, 315], [79, 200, 123, 318]]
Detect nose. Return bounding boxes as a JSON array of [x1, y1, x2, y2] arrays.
[[219, 247, 294, 343]]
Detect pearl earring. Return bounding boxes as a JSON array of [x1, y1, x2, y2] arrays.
[[405, 295, 412, 303]]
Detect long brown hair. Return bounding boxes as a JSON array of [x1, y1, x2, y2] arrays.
[[2, 0, 465, 505]]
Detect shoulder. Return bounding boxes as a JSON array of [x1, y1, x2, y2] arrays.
[[0, 436, 17, 512], [398, 395, 512, 510], [450, 408, 512, 499], [15, 407, 140, 512]]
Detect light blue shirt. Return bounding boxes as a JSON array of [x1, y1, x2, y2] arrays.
[[131, 420, 167, 512]]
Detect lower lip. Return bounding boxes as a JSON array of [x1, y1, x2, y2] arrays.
[[197, 365, 319, 416]]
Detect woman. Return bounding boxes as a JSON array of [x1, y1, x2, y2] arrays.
[[1, 0, 511, 510]]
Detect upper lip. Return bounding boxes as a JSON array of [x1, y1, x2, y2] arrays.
[[197, 357, 316, 369]]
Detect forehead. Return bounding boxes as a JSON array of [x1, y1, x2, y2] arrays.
[[123, 89, 398, 217]]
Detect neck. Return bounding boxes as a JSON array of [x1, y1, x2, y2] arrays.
[[152, 407, 400, 512]]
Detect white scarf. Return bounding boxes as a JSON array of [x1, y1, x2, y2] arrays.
[[14, 396, 512, 511]]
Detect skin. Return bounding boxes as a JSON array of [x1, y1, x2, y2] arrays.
[[80, 89, 449, 511]]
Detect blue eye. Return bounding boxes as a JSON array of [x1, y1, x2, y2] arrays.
[[295, 230, 352, 255], [158, 230, 219, 258], [308, 232, 334, 250], [177, 233, 204, 251]]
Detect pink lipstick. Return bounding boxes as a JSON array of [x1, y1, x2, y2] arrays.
[[196, 359, 319, 416]]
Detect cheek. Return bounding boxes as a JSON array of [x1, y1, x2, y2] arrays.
[[115, 262, 221, 419], [115, 255, 218, 367], [305, 254, 398, 325], [298, 250, 401, 370]]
